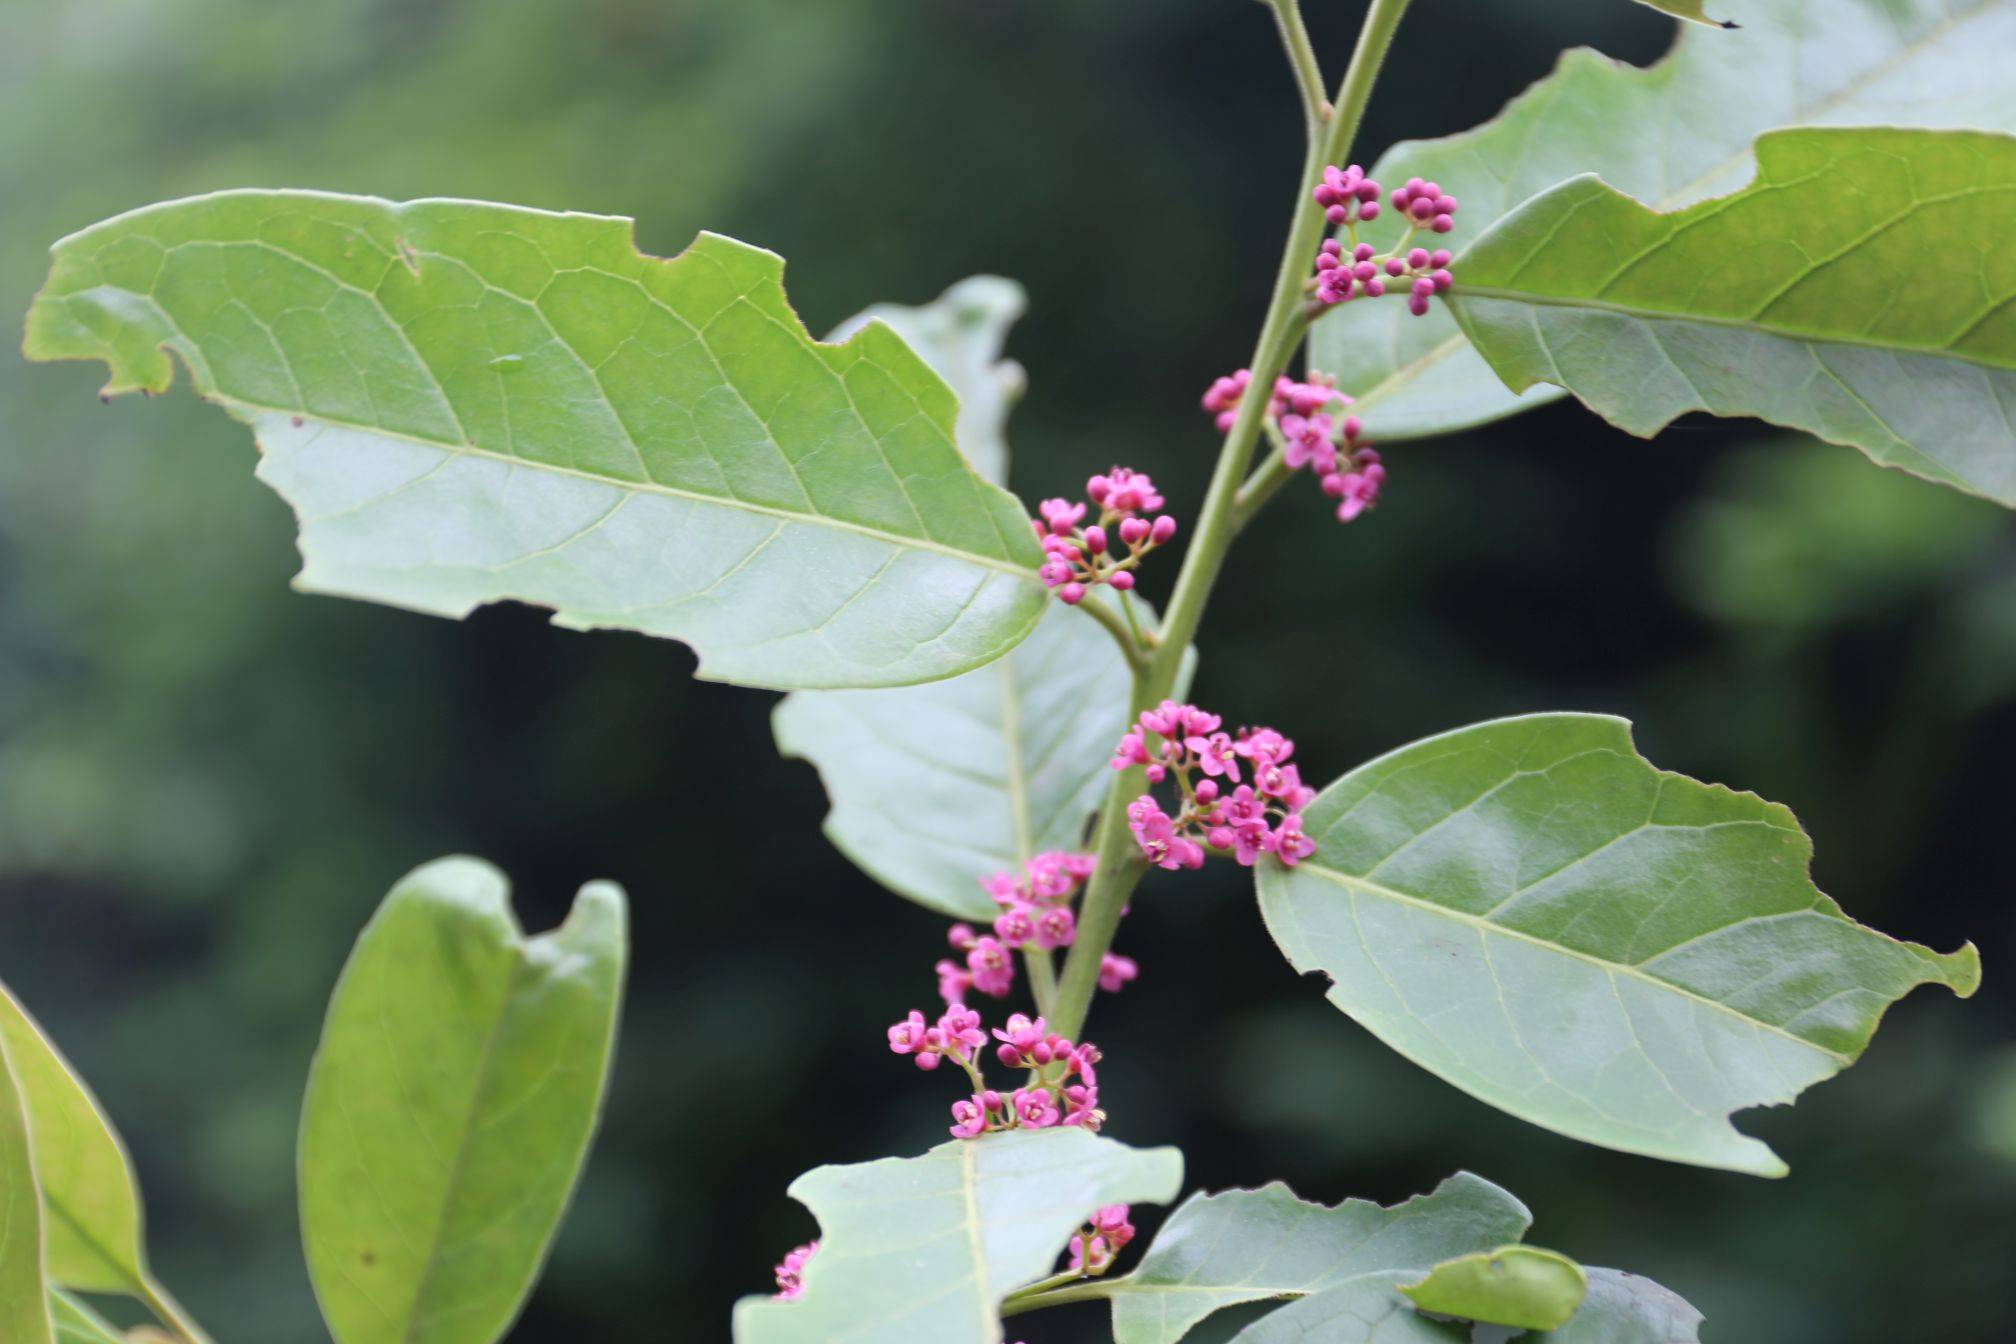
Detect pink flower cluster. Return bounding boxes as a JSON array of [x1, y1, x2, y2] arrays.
[[772, 1240, 818, 1300], [1113, 702, 1317, 868], [1035, 469, 1178, 605], [1308, 164, 1459, 316], [931, 851, 1135, 1004], [1200, 371, 1388, 523], [1313, 162, 1383, 226], [1067, 1204, 1137, 1276], [890, 1004, 1105, 1139]]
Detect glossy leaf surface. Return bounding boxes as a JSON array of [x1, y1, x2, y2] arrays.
[[299, 857, 627, 1344], [23, 191, 1047, 689], [1257, 713, 1980, 1175], [733, 1129, 1182, 1344]]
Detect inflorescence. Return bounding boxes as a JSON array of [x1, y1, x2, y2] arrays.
[[1035, 469, 1178, 605], [1309, 165, 1456, 317], [1114, 701, 1316, 869], [890, 1005, 1106, 1138], [1201, 370, 1385, 522], [934, 850, 1136, 1005]]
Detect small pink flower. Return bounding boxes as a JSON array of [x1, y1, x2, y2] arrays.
[[1099, 953, 1139, 993], [1036, 906, 1076, 950], [935, 958, 974, 1004], [993, 1013, 1049, 1068], [966, 936, 1015, 998], [994, 905, 1036, 948], [1091, 467, 1164, 515], [1269, 814, 1317, 866], [1188, 731, 1242, 781], [1037, 497, 1086, 535], [888, 1010, 934, 1063], [936, 1004, 987, 1060], [949, 1095, 990, 1140], [1013, 1086, 1062, 1128], [773, 1240, 819, 1300]]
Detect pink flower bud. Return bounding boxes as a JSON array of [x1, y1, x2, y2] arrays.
[[1059, 581, 1086, 605], [1357, 201, 1380, 221], [1109, 570, 1135, 591], [1118, 516, 1149, 546], [1083, 525, 1107, 555], [1149, 516, 1177, 544]]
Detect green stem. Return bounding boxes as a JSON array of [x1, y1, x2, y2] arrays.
[[998, 1275, 1116, 1317], [1076, 592, 1150, 673], [1047, 0, 1415, 1043], [1263, 0, 1329, 132], [1023, 947, 1058, 1018], [1234, 424, 1296, 532], [138, 1274, 216, 1344]]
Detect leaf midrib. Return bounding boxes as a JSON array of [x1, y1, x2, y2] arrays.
[[1453, 285, 2016, 372], [1288, 861, 1851, 1064], [211, 390, 1040, 582]]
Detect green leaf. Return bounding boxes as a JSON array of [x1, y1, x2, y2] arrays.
[[23, 191, 1047, 690], [733, 1128, 1182, 1344], [299, 856, 627, 1344], [50, 1292, 123, 1344], [829, 276, 1027, 486], [1225, 1274, 1467, 1344], [1635, 0, 1738, 26], [0, 1035, 56, 1344], [1307, 0, 2016, 441], [1527, 1268, 1704, 1343], [1398, 1246, 1587, 1331], [1450, 128, 2016, 504], [0, 986, 147, 1296], [1086, 1172, 1530, 1344], [1255, 712, 1980, 1176], [774, 597, 1139, 919]]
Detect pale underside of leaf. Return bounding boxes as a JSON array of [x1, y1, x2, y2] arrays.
[[1257, 713, 1979, 1175], [22, 191, 1046, 690], [0, 985, 147, 1297], [1225, 1272, 1466, 1344], [1451, 128, 2016, 504], [50, 1292, 123, 1344], [1094, 1173, 1531, 1344], [774, 597, 1136, 919], [1308, 0, 2016, 440], [732, 1129, 1182, 1344], [1529, 1267, 1704, 1343], [298, 856, 626, 1344]]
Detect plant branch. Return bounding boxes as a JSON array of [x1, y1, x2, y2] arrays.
[[1076, 591, 1150, 673], [1024, 947, 1058, 1018], [1263, 0, 1330, 134], [999, 1274, 1115, 1317], [1047, 0, 1415, 1043], [138, 1274, 215, 1344], [1234, 424, 1296, 531]]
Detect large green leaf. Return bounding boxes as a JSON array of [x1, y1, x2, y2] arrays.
[[0, 1036, 55, 1344], [774, 597, 1138, 920], [1397, 1246, 1586, 1331], [0, 986, 146, 1296], [1529, 1268, 1703, 1343], [299, 857, 627, 1344], [828, 276, 1027, 486], [1449, 127, 2016, 504], [1307, 0, 2016, 441], [1085, 1173, 1530, 1344], [733, 1128, 1182, 1344], [23, 191, 1047, 690], [1256, 713, 1980, 1175]]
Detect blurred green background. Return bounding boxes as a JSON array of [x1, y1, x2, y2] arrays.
[[3, 0, 2012, 1339]]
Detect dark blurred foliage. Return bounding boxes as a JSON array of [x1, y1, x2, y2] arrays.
[[2, 0, 2013, 1339]]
